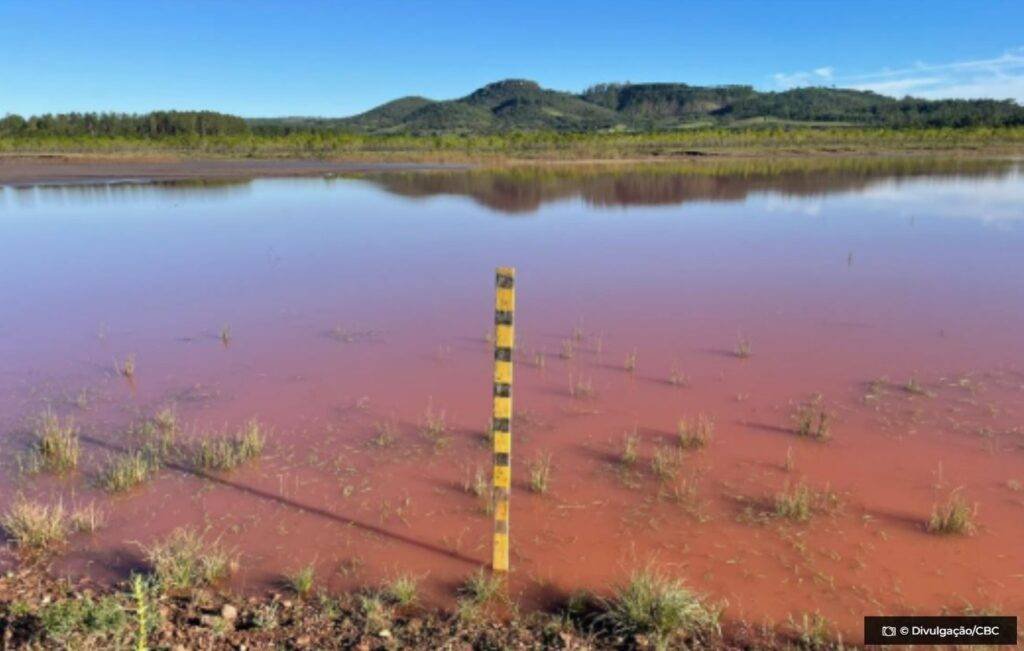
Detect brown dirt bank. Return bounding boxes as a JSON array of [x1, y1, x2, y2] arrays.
[[1, 149, 1021, 186], [0, 560, 793, 650]]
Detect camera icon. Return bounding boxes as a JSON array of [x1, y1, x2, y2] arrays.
[[881, 626, 898, 637]]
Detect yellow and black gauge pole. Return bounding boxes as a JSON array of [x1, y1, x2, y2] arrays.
[[492, 267, 515, 572]]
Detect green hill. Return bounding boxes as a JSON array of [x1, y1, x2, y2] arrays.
[[4, 80, 1023, 140], [315, 79, 1024, 134]]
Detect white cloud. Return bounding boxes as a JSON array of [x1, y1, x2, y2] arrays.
[[771, 48, 1024, 102]]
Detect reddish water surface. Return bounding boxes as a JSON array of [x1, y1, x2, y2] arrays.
[[1, 159, 1023, 642]]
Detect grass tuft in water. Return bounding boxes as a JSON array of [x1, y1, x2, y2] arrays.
[[23, 410, 80, 475], [793, 395, 832, 441], [734, 334, 752, 359], [904, 376, 931, 396], [99, 451, 160, 493], [927, 492, 976, 535], [370, 421, 397, 448], [600, 569, 720, 650], [459, 568, 503, 606], [624, 349, 638, 374], [145, 527, 234, 592], [1, 497, 68, 550], [69, 502, 106, 534], [383, 574, 419, 607], [117, 355, 136, 379], [676, 414, 714, 449], [774, 483, 814, 522], [569, 374, 595, 400], [621, 431, 639, 466], [287, 564, 316, 598], [650, 446, 681, 482], [529, 454, 552, 494], [193, 419, 266, 471]]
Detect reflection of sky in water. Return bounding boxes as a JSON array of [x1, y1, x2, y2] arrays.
[[759, 168, 1024, 223]]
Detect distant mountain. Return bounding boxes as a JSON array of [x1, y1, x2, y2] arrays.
[[249, 79, 1024, 134]]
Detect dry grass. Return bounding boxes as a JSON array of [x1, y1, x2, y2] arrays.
[[774, 483, 814, 522], [569, 374, 595, 400], [624, 349, 637, 374], [1, 497, 67, 550], [668, 364, 688, 388], [145, 528, 235, 592], [734, 335, 752, 359], [529, 454, 552, 494], [621, 431, 639, 466], [792, 395, 831, 441], [23, 410, 80, 475], [559, 339, 575, 360], [904, 376, 931, 396], [650, 446, 681, 482], [370, 421, 397, 448], [69, 502, 105, 534], [927, 492, 976, 535], [116, 354, 136, 379], [676, 414, 714, 449]]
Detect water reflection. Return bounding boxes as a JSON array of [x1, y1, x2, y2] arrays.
[[344, 158, 1019, 213]]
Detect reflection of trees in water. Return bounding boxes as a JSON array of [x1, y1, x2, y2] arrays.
[[354, 158, 1018, 214], [10, 179, 252, 204]]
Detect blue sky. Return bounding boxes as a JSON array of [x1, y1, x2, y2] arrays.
[[2, 0, 1022, 117]]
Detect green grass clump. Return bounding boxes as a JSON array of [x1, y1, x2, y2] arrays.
[[927, 493, 976, 535], [459, 568, 503, 606], [677, 414, 714, 449], [144, 528, 234, 592], [600, 570, 720, 650], [1, 497, 68, 550], [384, 574, 419, 607], [287, 564, 316, 598], [39, 594, 126, 643], [529, 453, 552, 494], [129, 407, 179, 460], [774, 483, 814, 522], [24, 410, 80, 475], [793, 396, 831, 441], [99, 451, 159, 493], [193, 419, 266, 471]]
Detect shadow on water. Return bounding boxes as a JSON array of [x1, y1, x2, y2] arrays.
[[78, 434, 483, 572]]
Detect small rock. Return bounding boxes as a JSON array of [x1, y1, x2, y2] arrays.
[[379, 629, 392, 639], [221, 604, 238, 621], [282, 599, 293, 609]]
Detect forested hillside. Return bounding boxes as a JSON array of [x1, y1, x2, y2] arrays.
[[3, 79, 1023, 139]]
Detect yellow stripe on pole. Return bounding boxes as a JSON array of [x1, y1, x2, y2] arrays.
[[492, 266, 515, 573]]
